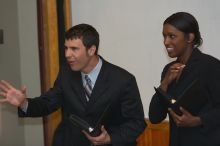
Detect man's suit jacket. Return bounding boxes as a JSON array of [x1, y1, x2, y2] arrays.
[[149, 48, 220, 146], [19, 57, 146, 146]]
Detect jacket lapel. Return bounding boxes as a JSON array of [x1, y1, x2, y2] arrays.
[[86, 60, 110, 111], [69, 71, 88, 107], [179, 48, 201, 81], [174, 48, 202, 92]]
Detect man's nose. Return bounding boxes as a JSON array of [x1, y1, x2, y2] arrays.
[[65, 48, 72, 58]]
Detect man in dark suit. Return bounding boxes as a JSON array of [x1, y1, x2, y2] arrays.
[[0, 24, 146, 146]]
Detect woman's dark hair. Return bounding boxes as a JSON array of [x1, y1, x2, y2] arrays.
[[65, 23, 99, 54], [164, 12, 203, 47]]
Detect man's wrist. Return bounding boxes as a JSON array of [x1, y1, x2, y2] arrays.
[[19, 99, 28, 112]]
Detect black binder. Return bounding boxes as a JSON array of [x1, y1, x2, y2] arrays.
[[154, 79, 208, 115], [69, 103, 111, 137]]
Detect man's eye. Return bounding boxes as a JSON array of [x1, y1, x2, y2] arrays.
[[71, 47, 78, 51]]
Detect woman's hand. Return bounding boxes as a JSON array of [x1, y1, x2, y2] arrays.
[[168, 107, 202, 127], [160, 63, 185, 91]]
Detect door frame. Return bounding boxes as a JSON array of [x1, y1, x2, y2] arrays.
[[37, 0, 71, 146]]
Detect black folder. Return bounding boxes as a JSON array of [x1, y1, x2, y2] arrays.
[[69, 103, 111, 137], [154, 79, 208, 115]]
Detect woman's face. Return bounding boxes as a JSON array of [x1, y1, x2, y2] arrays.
[[163, 23, 191, 58]]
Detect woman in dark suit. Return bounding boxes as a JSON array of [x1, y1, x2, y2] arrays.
[[149, 12, 220, 146]]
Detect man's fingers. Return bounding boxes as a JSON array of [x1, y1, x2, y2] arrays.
[[82, 130, 100, 145], [1, 80, 14, 90], [0, 98, 7, 103], [82, 130, 92, 138], [82, 130, 99, 141], [20, 86, 27, 94], [0, 92, 7, 98], [0, 83, 9, 92], [100, 125, 107, 135], [83, 126, 108, 145]]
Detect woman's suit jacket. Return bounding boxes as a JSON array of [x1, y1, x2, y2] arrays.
[[18, 57, 146, 146], [149, 48, 220, 146]]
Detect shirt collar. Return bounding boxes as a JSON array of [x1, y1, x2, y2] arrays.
[[81, 57, 102, 87]]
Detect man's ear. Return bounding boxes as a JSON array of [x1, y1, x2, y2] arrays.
[[188, 33, 195, 43], [88, 45, 96, 56]]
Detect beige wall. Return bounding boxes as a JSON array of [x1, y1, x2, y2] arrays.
[[0, 0, 43, 146]]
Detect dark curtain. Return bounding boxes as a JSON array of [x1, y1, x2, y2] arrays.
[[57, 0, 66, 65]]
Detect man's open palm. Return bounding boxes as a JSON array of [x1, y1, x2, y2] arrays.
[[0, 80, 27, 107]]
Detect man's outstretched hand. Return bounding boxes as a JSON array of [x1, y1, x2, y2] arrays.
[[0, 80, 27, 108]]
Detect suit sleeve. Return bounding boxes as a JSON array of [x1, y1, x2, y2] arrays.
[[199, 60, 220, 132], [148, 64, 169, 124], [18, 70, 63, 117], [148, 94, 168, 124], [110, 75, 147, 146]]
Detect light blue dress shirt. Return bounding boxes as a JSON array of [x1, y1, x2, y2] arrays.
[[81, 57, 103, 89]]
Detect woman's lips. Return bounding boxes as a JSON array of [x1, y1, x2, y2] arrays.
[[167, 47, 174, 52]]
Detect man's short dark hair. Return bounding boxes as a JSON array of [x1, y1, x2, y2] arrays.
[[65, 24, 99, 54]]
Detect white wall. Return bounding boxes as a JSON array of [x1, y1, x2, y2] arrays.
[[71, 0, 220, 116], [0, 0, 43, 146], [17, 1, 44, 146]]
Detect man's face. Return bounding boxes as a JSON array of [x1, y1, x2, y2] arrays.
[[65, 38, 93, 73], [163, 24, 190, 58]]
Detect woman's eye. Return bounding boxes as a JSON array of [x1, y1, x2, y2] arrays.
[[170, 35, 175, 39]]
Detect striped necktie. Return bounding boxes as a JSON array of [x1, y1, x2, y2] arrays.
[[84, 75, 92, 101]]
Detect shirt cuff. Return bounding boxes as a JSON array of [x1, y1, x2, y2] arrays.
[[20, 101, 29, 113]]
